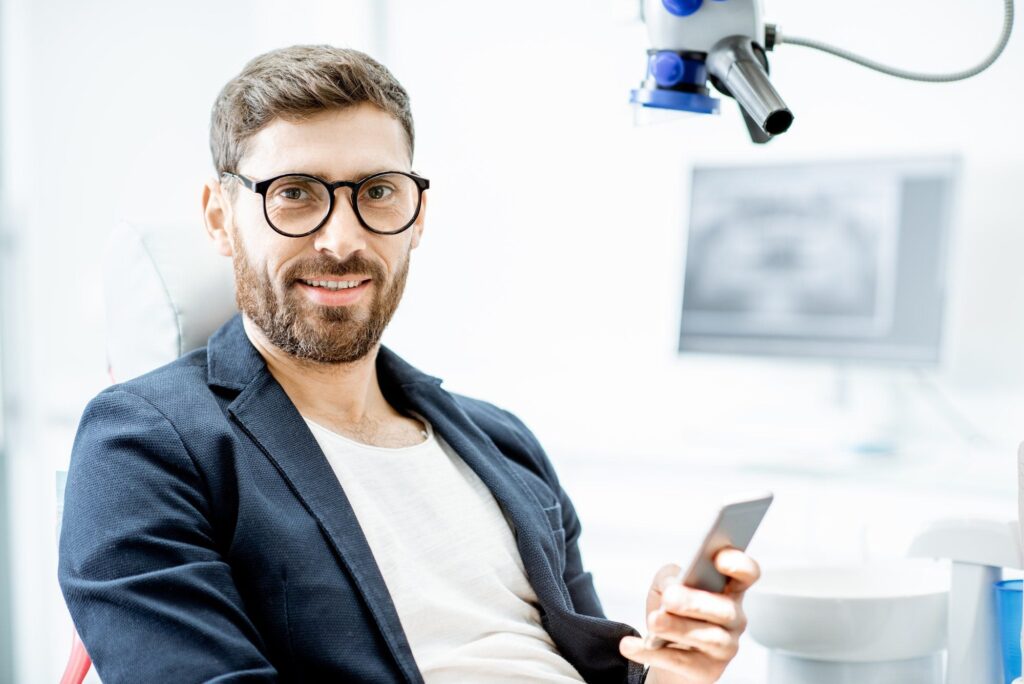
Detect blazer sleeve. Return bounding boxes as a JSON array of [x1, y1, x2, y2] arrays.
[[58, 389, 279, 683]]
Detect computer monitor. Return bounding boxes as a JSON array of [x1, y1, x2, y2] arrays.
[[678, 157, 960, 365]]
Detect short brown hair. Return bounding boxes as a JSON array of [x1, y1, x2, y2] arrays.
[[209, 44, 415, 176]]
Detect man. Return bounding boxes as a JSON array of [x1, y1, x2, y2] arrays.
[[58, 45, 760, 683]]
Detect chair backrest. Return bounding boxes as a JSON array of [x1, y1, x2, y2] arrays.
[[102, 221, 236, 382], [62, 221, 237, 684]]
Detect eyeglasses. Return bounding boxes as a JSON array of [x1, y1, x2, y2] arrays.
[[221, 170, 430, 237]]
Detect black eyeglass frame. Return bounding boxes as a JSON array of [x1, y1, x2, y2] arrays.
[[221, 170, 430, 238]]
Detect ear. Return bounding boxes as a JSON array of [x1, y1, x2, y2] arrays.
[[202, 177, 233, 257], [410, 189, 427, 250]]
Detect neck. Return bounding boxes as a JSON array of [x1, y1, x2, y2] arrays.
[[241, 314, 389, 425]]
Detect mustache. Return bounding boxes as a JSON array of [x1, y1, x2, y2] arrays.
[[291, 255, 381, 281]]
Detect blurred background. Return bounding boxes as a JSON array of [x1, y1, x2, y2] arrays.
[[0, 0, 1021, 682]]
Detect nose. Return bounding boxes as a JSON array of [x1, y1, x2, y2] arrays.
[[311, 188, 368, 259]]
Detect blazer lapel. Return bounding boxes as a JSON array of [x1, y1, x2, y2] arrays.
[[372, 345, 570, 615], [397, 380, 570, 616], [207, 314, 423, 684]]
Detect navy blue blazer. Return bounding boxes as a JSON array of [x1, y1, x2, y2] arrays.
[[58, 313, 647, 683]]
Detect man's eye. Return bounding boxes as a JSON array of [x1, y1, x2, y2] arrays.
[[364, 184, 394, 201], [279, 187, 308, 201]]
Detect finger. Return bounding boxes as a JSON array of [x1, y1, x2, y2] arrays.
[[647, 609, 740, 661], [661, 584, 744, 629], [714, 548, 761, 594], [651, 564, 683, 597], [620, 635, 722, 678]]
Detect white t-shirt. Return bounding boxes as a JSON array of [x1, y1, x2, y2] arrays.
[[302, 410, 586, 683]]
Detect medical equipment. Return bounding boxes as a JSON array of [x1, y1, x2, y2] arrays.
[[745, 519, 1024, 684], [631, 0, 1015, 142], [995, 579, 1022, 683], [745, 558, 949, 683], [678, 157, 959, 365]]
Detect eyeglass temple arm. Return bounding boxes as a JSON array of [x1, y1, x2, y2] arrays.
[[221, 171, 256, 191]]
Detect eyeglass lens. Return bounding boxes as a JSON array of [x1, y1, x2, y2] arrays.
[[265, 173, 420, 235]]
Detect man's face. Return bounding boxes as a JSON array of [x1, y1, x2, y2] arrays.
[[216, 103, 424, 364]]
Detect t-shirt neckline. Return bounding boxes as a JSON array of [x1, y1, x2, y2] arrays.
[[302, 409, 433, 453]]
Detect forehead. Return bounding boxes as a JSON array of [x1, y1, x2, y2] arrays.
[[240, 103, 411, 180]]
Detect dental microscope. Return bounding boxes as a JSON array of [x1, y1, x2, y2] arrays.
[[631, 0, 1015, 143]]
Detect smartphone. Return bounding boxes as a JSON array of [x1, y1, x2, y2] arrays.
[[642, 491, 774, 650]]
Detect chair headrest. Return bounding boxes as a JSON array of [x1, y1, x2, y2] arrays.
[[103, 221, 236, 382]]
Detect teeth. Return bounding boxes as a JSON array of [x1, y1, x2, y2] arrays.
[[303, 279, 363, 290]]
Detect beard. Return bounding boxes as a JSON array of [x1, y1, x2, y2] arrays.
[[230, 227, 410, 364]]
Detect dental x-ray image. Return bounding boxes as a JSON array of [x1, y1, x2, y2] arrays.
[[679, 158, 959, 364]]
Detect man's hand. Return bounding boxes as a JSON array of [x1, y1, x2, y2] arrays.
[[618, 548, 760, 684]]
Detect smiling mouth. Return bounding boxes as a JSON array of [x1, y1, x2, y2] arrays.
[[297, 278, 371, 291]]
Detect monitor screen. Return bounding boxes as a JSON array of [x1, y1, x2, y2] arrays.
[[678, 157, 960, 365]]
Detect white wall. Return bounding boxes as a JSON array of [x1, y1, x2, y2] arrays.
[[0, 0, 1021, 682]]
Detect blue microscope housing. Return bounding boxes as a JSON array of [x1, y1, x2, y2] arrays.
[[631, 0, 793, 143]]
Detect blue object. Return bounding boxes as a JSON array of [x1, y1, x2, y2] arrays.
[[662, 0, 703, 17], [996, 579, 1023, 684], [650, 51, 707, 88], [651, 52, 685, 87], [630, 86, 720, 115]]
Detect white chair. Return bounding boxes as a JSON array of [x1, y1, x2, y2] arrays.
[[61, 221, 236, 684], [102, 220, 237, 381]]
